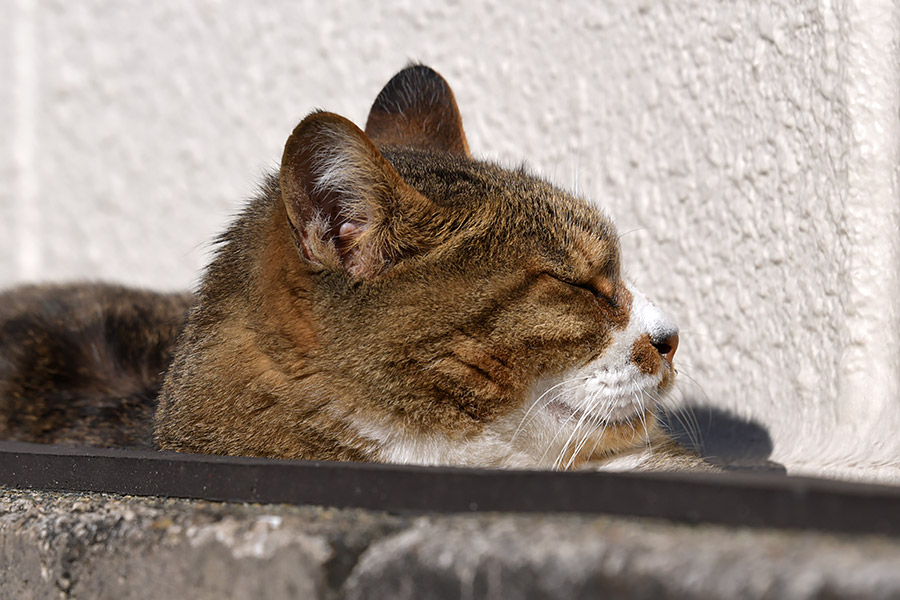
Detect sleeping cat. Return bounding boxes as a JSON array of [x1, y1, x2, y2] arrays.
[[1, 65, 704, 470]]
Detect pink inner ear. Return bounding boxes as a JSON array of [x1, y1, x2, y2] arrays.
[[337, 220, 371, 277], [338, 221, 363, 244]]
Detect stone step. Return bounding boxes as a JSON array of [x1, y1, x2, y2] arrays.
[[4, 487, 900, 600]]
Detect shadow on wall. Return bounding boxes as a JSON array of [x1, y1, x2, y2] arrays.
[[660, 404, 786, 474]]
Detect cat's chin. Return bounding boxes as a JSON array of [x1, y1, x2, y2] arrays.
[[528, 366, 671, 427], [546, 398, 651, 429], [519, 373, 671, 469], [532, 403, 659, 470]]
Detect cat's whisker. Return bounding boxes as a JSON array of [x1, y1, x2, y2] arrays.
[[571, 383, 656, 469], [546, 383, 602, 469], [617, 227, 649, 239], [657, 386, 704, 454], [511, 376, 593, 444], [662, 370, 709, 453], [516, 387, 588, 453], [637, 388, 653, 449], [562, 390, 622, 470], [572, 149, 578, 197], [563, 399, 605, 470], [583, 393, 631, 464], [622, 385, 637, 439], [550, 393, 595, 470], [684, 409, 705, 453], [678, 397, 704, 452], [569, 404, 612, 470], [629, 385, 644, 435], [672, 370, 713, 407]]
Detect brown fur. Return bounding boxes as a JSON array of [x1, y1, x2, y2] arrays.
[[0, 284, 191, 448]]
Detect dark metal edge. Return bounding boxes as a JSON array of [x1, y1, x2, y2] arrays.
[[1, 441, 899, 537]]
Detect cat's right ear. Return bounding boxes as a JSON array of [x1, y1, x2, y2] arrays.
[[365, 64, 470, 157], [280, 111, 430, 279]]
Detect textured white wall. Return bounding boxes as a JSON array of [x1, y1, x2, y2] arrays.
[[3, 1, 900, 480]]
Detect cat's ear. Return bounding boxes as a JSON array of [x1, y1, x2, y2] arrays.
[[280, 111, 429, 279], [365, 64, 470, 157]]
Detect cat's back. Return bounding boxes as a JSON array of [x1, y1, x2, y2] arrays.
[[0, 283, 192, 448]]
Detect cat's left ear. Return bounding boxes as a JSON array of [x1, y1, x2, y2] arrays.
[[280, 111, 432, 279], [365, 64, 470, 157]]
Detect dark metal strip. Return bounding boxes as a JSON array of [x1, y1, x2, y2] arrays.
[[1, 440, 898, 536]]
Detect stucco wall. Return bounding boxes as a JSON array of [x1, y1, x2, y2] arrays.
[[3, 1, 899, 480]]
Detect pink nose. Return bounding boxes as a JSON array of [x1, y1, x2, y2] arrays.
[[652, 333, 679, 364]]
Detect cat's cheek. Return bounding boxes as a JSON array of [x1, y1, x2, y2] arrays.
[[516, 283, 678, 445]]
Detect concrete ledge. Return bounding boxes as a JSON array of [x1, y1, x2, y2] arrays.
[[5, 487, 900, 599], [0, 488, 405, 599]]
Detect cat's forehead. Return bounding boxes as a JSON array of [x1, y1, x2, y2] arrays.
[[531, 194, 621, 280], [385, 149, 619, 270]]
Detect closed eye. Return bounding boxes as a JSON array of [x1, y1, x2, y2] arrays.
[[547, 274, 619, 309], [586, 283, 619, 309]]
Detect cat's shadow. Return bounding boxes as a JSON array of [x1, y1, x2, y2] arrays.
[[659, 404, 786, 474]]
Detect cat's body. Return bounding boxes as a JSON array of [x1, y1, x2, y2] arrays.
[[1, 65, 708, 471], [0, 283, 190, 448]]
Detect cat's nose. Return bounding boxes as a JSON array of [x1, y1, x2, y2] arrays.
[[651, 332, 678, 365]]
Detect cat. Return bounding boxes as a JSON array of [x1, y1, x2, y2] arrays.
[[1, 65, 707, 471]]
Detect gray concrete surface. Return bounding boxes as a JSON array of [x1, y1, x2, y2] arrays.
[[4, 487, 900, 599]]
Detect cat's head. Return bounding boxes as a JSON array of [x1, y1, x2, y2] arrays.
[[157, 65, 679, 469], [276, 64, 679, 467]]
